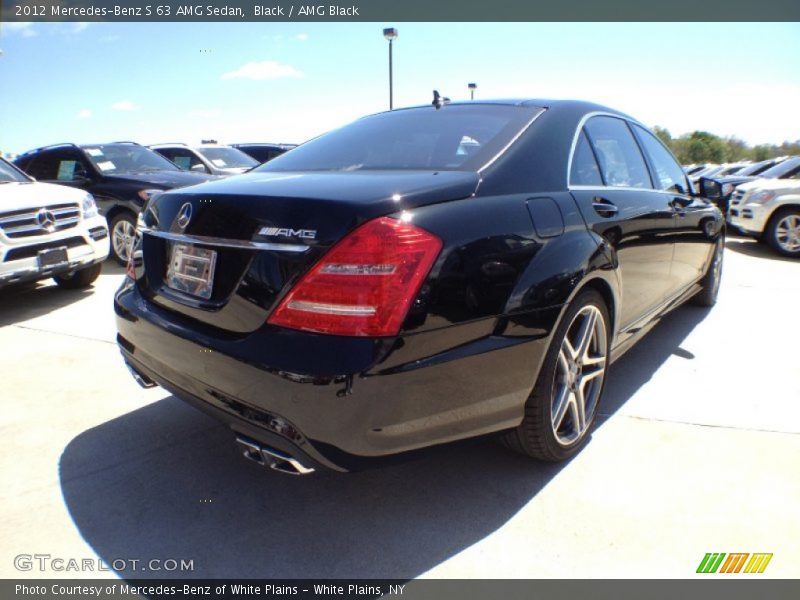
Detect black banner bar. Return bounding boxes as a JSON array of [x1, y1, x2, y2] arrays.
[[3, 580, 800, 600], [2, 0, 800, 22]]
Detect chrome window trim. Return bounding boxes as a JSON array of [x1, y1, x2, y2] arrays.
[[478, 108, 546, 174], [566, 111, 652, 192], [139, 227, 310, 253]]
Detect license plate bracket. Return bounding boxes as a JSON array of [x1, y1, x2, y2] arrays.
[[38, 247, 68, 269], [166, 243, 217, 300]]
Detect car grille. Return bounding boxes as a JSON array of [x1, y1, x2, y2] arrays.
[[0, 203, 81, 238], [729, 189, 747, 207], [3, 236, 87, 262]]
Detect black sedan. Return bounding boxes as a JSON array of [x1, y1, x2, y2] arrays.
[[115, 99, 724, 474]]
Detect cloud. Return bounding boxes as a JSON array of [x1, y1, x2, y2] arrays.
[[69, 22, 91, 34], [296, 33, 309, 41], [4, 22, 37, 38], [99, 34, 121, 43], [112, 100, 139, 111], [221, 60, 304, 81], [77, 109, 92, 119]]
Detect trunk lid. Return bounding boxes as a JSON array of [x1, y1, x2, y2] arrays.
[[137, 170, 478, 334]]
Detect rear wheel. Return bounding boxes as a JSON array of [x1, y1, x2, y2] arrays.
[[503, 289, 610, 462], [692, 238, 723, 307], [110, 212, 137, 265], [53, 263, 102, 289], [766, 208, 800, 258]]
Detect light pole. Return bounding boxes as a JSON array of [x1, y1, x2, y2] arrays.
[[383, 27, 398, 110], [468, 82, 477, 100]]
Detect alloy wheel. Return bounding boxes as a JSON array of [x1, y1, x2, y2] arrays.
[[551, 305, 608, 446], [775, 214, 800, 253], [112, 219, 136, 263]]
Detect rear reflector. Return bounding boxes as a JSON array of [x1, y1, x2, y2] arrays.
[[267, 216, 442, 337]]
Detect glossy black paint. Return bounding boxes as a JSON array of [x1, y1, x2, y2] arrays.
[[115, 100, 723, 471]]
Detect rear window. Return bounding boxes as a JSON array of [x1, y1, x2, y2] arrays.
[[258, 104, 541, 173]]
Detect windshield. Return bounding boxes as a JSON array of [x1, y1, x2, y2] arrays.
[[196, 147, 258, 169], [759, 157, 800, 179], [83, 144, 180, 174], [258, 104, 541, 173], [738, 160, 777, 176], [0, 158, 31, 183]]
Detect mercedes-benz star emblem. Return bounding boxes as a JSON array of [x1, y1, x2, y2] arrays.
[[176, 203, 193, 230], [36, 209, 56, 232]]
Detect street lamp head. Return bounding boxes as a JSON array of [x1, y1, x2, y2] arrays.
[[468, 83, 478, 90], [383, 28, 398, 41]]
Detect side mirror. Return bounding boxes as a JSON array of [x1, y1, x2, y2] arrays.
[[190, 163, 208, 173], [698, 177, 720, 199]]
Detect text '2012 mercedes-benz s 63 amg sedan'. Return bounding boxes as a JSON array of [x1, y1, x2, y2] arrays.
[[115, 99, 724, 475]]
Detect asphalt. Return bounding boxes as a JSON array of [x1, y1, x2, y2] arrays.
[[1, 235, 798, 580]]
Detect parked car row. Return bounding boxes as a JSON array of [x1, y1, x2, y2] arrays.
[[10, 141, 296, 265], [695, 156, 800, 258]]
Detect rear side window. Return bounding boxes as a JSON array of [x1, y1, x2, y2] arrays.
[[633, 125, 688, 193], [584, 116, 652, 189], [25, 153, 60, 180], [570, 130, 603, 186]]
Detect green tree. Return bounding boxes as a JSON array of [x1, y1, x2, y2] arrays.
[[684, 131, 727, 164]]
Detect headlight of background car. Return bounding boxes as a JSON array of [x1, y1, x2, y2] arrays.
[[137, 189, 163, 203], [81, 193, 99, 218], [749, 190, 776, 204]]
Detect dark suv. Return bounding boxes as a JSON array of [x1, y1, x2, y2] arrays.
[[14, 143, 215, 264]]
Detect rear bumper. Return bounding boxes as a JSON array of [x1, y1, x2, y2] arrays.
[[115, 282, 557, 471]]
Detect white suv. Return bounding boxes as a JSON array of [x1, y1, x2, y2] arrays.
[[729, 177, 800, 258], [0, 157, 110, 288]]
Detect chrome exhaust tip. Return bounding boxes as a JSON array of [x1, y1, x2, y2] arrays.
[[125, 362, 157, 389], [235, 437, 315, 475]]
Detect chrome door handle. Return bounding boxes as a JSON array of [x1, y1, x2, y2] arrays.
[[592, 198, 618, 217]]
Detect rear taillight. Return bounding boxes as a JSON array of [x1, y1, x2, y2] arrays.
[[267, 216, 442, 337]]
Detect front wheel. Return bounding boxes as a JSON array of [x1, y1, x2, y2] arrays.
[[766, 208, 800, 258], [503, 289, 610, 462], [110, 212, 137, 266], [53, 263, 102, 289]]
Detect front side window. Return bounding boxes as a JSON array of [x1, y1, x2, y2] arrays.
[[259, 104, 543, 173], [633, 124, 687, 193], [569, 130, 603, 186], [584, 116, 652, 189]]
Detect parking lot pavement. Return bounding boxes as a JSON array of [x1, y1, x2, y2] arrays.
[[1, 236, 798, 580]]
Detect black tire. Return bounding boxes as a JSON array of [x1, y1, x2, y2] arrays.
[[765, 207, 800, 258], [502, 289, 611, 462], [109, 212, 137, 266], [53, 263, 102, 289], [692, 237, 724, 307]]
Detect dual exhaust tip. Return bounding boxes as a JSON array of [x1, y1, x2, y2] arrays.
[[236, 437, 315, 476], [124, 362, 314, 476]]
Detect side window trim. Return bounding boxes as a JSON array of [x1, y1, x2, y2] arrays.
[[623, 120, 655, 190]]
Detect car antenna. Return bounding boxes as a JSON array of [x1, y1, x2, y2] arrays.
[[432, 90, 450, 110]]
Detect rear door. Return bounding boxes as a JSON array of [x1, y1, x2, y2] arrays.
[[569, 116, 672, 330]]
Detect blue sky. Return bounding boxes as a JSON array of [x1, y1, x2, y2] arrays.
[[1, 22, 799, 155]]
